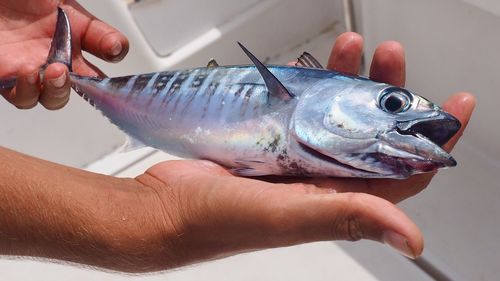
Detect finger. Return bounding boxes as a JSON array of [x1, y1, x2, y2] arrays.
[[40, 63, 70, 110], [369, 41, 406, 86], [3, 65, 40, 109], [281, 192, 423, 258], [327, 32, 364, 75], [80, 18, 129, 63], [73, 55, 107, 78], [192, 183, 423, 259], [69, 1, 129, 62], [441, 92, 476, 152], [66, 0, 129, 62], [84, 21, 129, 63]]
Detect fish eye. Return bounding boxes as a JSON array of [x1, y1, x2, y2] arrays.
[[379, 88, 412, 114]]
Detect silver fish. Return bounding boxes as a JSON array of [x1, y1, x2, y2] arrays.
[[3, 8, 461, 179]]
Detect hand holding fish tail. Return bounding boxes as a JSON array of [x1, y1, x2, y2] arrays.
[[0, 1, 129, 109]]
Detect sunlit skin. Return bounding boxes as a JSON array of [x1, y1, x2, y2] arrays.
[[0, 1, 475, 274]]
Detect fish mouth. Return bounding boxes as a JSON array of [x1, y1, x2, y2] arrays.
[[291, 110, 461, 178], [296, 139, 448, 179], [377, 110, 461, 176], [396, 111, 461, 147]]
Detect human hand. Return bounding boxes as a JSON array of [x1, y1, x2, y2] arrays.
[[103, 33, 475, 272], [112, 33, 475, 272], [0, 1, 129, 109]]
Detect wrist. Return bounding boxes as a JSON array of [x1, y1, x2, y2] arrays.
[[89, 176, 183, 272]]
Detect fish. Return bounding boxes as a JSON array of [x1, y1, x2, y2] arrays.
[[1, 8, 461, 179]]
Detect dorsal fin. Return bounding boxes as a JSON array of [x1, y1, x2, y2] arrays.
[[207, 58, 219, 68], [237, 42, 294, 101], [295, 52, 323, 69]]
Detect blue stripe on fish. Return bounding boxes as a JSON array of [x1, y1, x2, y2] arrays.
[[159, 71, 180, 109]]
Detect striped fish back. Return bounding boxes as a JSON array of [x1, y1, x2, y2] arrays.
[[72, 67, 280, 128]]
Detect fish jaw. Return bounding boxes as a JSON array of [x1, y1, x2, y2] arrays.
[[302, 123, 459, 179], [289, 107, 460, 179], [286, 132, 456, 179], [373, 110, 460, 176]]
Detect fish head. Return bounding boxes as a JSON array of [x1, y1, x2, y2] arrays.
[[290, 80, 461, 178]]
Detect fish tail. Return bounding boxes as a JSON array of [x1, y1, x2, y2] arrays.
[[0, 7, 72, 93], [43, 7, 73, 72]]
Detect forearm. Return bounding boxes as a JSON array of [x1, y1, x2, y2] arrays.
[[0, 147, 169, 271]]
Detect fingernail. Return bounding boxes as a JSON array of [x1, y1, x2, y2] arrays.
[[382, 231, 416, 259], [50, 72, 66, 88], [27, 73, 37, 85], [110, 41, 122, 57]]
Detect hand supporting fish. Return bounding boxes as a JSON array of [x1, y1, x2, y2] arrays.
[[3, 8, 462, 179]]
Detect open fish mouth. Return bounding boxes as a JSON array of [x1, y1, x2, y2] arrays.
[[297, 140, 454, 179], [378, 110, 461, 176], [396, 111, 461, 147], [294, 110, 461, 178]]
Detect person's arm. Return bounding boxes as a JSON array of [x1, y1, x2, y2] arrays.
[[0, 147, 174, 271], [0, 145, 417, 272]]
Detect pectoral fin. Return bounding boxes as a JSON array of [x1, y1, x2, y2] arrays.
[[118, 136, 147, 153]]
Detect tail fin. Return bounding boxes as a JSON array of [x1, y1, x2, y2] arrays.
[[0, 7, 72, 92], [43, 7, 73, 72]]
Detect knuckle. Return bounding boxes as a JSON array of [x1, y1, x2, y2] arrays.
[[332, 193, 365, 241], [333, 214, 364, 242]]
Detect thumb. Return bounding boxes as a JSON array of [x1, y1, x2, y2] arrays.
[[179, 176, 423, 260], [273, 191, 423, 258], [145, 161, 423, 261]]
